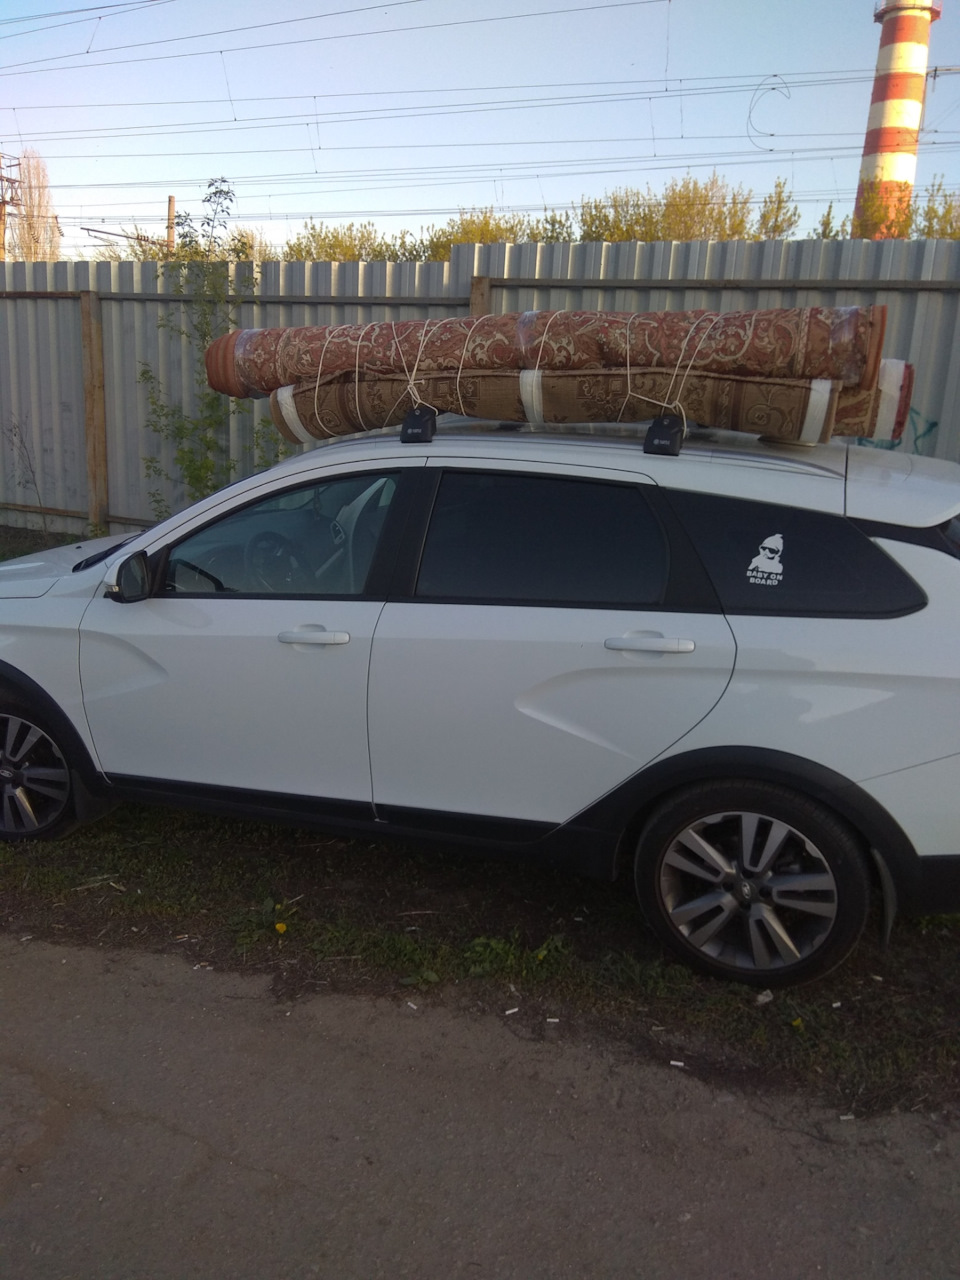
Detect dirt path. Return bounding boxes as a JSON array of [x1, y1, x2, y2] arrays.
[[1, 936, 957, 1279]]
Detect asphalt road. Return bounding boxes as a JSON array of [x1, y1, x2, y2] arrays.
[[1, 937, 958, 1280]]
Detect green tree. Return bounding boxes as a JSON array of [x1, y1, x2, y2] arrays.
[[284, 218, 400, 261], [413, 207, 540, 261], [755, 177, 801, 239], [578, 173, 765, 242], [915, 177, 960, 239], [140, 179, 285, 517], [284, 206, 576, 261], [577, 185, 662, 242], [527, 208, 577, 242], [811, 203, 851, 240]]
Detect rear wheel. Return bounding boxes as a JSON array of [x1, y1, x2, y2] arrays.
[[0, 706, 75, 840], [634, 781, 871, 986]]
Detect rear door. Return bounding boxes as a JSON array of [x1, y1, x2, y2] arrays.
[[368, 466, 737, 827], [660, 488, 946, 779]]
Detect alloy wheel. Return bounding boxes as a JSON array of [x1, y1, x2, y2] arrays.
[[0, 712, 72, 837], [657, 809, 839, 973]]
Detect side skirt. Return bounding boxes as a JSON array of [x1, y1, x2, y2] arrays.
[[104, 775, 619, 875]]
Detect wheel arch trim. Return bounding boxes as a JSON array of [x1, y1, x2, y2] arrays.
[[0, 660, 105, 793], [577, 746, 923, 913]]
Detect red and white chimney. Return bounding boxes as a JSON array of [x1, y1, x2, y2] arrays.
[[855, 1, 942, 233]]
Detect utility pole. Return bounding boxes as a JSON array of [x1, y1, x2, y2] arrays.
[[0, 153, 23, 262], [166, 195, 175, 252]]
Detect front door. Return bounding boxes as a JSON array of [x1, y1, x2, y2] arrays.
[[79, 469, 401, 803]]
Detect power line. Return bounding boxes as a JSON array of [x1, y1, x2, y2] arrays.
[[34, 128, 960, 204], [4, 75, 885, 146], [1, 0, 423, 49], [0, 0, 170, 27], [0, 0, 668, 78], [48, 146, 932, 211], [0, 1, 167, 18], [0, 68, 884, 111], [30, 121, 894, 169], [29, 130, 880, 163], [57, 186, 880, 231]]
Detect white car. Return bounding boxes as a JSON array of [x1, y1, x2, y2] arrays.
[[2, 421, 960, 986]]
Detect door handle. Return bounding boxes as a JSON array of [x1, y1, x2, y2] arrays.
[[278, 628, 350, 645], [604, 636, 695, 654]]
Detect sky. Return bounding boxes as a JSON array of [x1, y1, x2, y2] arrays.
[[1, 0, 959, 257]]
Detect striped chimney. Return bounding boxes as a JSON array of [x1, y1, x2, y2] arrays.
[[855, 1, 941, 232]]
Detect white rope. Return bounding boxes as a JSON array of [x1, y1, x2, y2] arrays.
[[616, 312, 680, 422], [616, 310, 725, 427], [310, 323, 353, 437], [533, 309, 562, 376], [390, 318, 441, 422], [665, 312, 726, 404], [454, 314, 490, 417], [351, 322, 380, 432]]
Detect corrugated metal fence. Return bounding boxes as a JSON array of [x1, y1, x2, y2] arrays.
[[2, 239, 959, 533]]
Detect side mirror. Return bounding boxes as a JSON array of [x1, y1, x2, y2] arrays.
[[108, 551, 151, 603]]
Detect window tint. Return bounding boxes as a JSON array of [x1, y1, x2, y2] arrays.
[[667, 490, 926, 618], [164, 471, 398, 597], [415, 471, 667, 607]]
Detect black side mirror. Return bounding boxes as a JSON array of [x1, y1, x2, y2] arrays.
[[109, 551, 151, 603]]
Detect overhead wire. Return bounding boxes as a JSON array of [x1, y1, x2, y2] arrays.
[[0, 0, 171, 37], [4, 68, 886, 112], [55, 147, 951, 212], [0, 0, 425, 52], [3, 74, 886, 146], [0, 0, 668, 77]]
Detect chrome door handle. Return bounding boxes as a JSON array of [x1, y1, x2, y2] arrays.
[[604, 636, 695, 654], [278, 629, 350, 645]]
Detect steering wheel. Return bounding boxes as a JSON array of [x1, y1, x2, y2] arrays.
[[244, 531, 307, 592]]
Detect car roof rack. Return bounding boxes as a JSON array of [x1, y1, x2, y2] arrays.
[[384, 411, 833, 457]]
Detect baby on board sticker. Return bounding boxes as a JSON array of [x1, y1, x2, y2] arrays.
[[747, 533, 784, 586]]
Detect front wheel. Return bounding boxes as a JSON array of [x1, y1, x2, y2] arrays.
[[0, 707, 76, 840], [634, 781, 872, 986]]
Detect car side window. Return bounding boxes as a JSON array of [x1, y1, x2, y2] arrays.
[[163, 471, 398, 597], [666, 490, 927, 618], [415, 471, 667, 607]]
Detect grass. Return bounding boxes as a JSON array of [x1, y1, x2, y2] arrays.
[[2, 803, 958, 1118], [1, 524, 959, 1117], [0, 525, 77, 559]]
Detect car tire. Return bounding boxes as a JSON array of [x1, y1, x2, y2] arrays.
[[634, 781, 872, 986], [0, 703, 77, 841]]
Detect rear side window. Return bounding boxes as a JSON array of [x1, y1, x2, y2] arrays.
[[667, 490, 926, 618], [415, 471, 667, 607]]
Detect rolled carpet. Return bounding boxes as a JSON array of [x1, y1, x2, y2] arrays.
[[267, 357, 912, 446], [207, 305, 887, 399]]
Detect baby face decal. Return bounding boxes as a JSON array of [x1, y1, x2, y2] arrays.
[[747, 533, 784, 585]]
